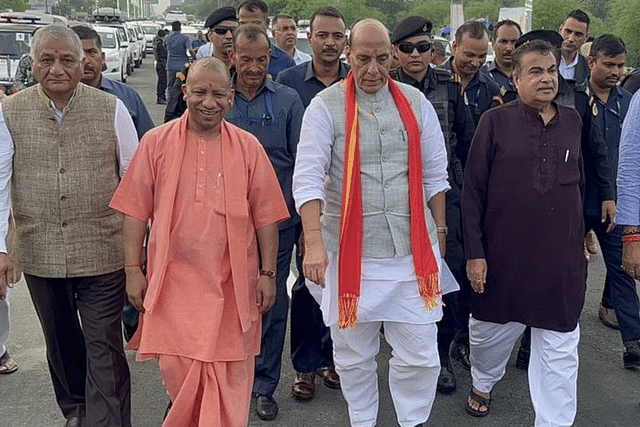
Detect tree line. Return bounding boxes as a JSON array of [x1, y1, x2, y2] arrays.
[[0, 0, 638, 66]]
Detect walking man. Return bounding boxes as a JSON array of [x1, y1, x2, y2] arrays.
[[0, 24, 137, 427], [294, 19, 449, 427]]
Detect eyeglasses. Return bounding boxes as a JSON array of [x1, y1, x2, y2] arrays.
[[397, 41, 432, 54], [212, 26, 236, 35]]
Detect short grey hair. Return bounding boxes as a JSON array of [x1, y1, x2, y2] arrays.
[[30, 24, 84, 61]]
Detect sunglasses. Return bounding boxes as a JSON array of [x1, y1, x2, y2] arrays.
[[397, 41, 432, 54], [212, 26, 236, 35]]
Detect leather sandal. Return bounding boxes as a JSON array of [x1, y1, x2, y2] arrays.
[[0, 350, 18, 374], [465, 387, 491, 417]]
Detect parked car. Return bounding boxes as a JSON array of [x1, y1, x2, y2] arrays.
[[94, 25, 128, 83], [128, 21, 146, 61], [101, 22, 135, 75], [139, 21, 161, 54], [0, 12, 60, 92]]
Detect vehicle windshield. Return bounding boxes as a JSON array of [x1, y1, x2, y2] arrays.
[[0, 30, 32, 57], [98, 31, 117, 49], [141, 25, 158, 35]]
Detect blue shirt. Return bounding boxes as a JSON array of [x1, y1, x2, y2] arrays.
[[165, 31, 191, 71], [191, 39, 206, 50], [441, 57, 501, 127], [276, 60, 349, 108], [226, 78, 304, 228], [268, 42, 295, 80], [100, 76, 155, 139], [617, 90, 640, 226], [584, 84, 632, 217]]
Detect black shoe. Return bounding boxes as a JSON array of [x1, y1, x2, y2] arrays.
[[64, 417, 84, 427], [449, 341, 471, 371], [157, 99, 167, 105], [437, 357, 456, 394], [254, 393, 278, 421], [516, 346, 530, 370], [624, 340, 640, 370]]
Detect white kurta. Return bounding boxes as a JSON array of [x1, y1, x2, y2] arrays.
[[293, 86, 451, 327]]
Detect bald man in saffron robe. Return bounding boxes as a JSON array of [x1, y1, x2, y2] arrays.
[[109, 58, 289, 427]]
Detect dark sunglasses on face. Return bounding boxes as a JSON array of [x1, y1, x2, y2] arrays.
[[397, 41, 432, 54], [212, 26, 236, 35]]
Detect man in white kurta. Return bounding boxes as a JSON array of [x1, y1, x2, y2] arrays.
[[292, 20, 449, 427]]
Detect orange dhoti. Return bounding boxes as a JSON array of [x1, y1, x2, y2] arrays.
[[158, 355, 255, 427]]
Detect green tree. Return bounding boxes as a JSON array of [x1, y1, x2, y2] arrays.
[[0, 0, 28, 12], [611, 0, 640, 67], [532, 0, 581, 30]]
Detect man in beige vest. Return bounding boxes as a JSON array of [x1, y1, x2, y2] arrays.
[[0, 24, 138, 427], [293, 19, 449, 427]]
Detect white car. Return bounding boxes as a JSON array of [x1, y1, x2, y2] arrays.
[[140, 22, 161, 54], [124, 22, 142, 68], [94, 25, 127, 83], [102, 22, 135, 76]]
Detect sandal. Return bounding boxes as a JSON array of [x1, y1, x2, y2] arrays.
[[0, 350, 18, 374], [465, 387, 491, 417]]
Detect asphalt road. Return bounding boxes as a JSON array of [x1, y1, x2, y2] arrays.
[[1, 57, 639, 427]]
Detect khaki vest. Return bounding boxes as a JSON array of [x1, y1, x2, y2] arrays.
[[318, 82, 438, 258], [3, 83, 123, 277]]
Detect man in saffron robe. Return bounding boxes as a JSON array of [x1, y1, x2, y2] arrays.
[[109, 57, 289, 427], [293, 19, 449, 427]]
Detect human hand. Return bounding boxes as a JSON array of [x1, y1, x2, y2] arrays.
[[437, 232, 447, 258], [601, 200, 616, 233], [0, 253, 17, 300], [303, 234, 328, 287], [622, 241, 640, 280], [125, 267, 148, 312], [466, 258, 487, 294], [256, 275, 276, 314]]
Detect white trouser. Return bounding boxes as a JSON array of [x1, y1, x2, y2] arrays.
[[469, 316, 580, 427], [331, 321, 439, 427], [0, 297, 9, 355]]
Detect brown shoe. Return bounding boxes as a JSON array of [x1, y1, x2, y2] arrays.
[[317, 366, 341, 389], [291, 372, 316, 400], [598, 304, 619, 330]]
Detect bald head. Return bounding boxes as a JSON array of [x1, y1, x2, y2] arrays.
[[186, 57, 231, 87], [349, 19, 390, 49], [182, 57, 234, 136], [347, 18, 393, 94]]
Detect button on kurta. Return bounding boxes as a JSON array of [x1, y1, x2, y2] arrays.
[[59, 168, 66, 174]]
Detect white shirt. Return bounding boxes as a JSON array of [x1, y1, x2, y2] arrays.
[[293, 48, 312, 65], [0, 97, 139, 253], [559, 53, 579, 81], [293, 85, 451, 326], [196, 42, 213, 59]]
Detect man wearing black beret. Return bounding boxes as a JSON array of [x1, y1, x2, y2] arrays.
[[390, 16, 475, 395], [196, 6, 239, 69]]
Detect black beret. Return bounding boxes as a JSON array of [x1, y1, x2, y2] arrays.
[[515, 30, 563, 50], [391, 16, 433, 45], [204, 6, 237, 29]]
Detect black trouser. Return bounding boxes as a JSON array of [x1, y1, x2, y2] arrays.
[[24, 270, 131, 426], [442, 182, 472, 351], [290, 247, 334, 373], [156, 62, 167, 101]]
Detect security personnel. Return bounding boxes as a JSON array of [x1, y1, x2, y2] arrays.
[[441, 20, 502, 127], [482, 19, 522, 104], [390, 16, 475, 395]]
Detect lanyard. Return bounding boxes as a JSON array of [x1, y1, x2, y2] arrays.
[[234, 90, 275, 126]]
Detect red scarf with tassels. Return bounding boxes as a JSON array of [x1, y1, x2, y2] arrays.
[[338, 71, 441, 329]]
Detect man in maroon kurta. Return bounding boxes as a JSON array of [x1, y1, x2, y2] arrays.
[[461, 40, 586, 426]]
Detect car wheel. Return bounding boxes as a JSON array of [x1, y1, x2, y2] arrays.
[[120, 64, 127, 83], [134, 58, 140, 68], [142, 51, 146, 59], [128, 60, 134, 75]]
